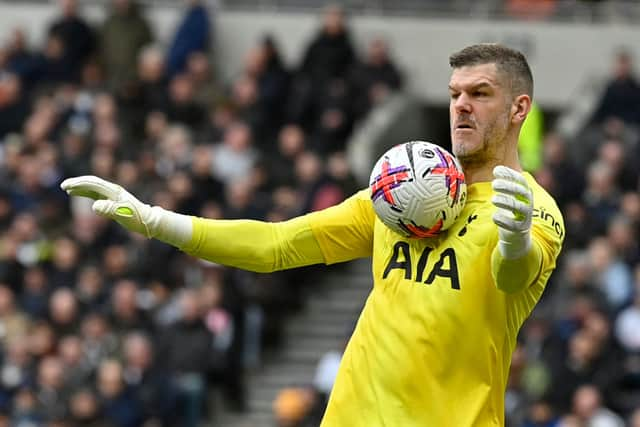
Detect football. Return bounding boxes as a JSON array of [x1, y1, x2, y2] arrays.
[[369, 141, 467, 238]]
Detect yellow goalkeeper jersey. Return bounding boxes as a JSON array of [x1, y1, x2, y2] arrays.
[[184, 174, 563, 426], [309, 176, 563, 427]]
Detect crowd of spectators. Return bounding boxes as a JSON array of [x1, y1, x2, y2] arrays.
[[502, 49, 640, 427], [0, 0, 405, 426]]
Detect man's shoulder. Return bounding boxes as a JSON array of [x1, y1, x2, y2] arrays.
[[525, 174, 565, 242]]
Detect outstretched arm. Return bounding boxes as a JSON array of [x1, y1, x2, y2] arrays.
[[61, 176, 373, 273]]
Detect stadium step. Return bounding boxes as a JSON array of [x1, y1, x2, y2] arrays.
[[212, 258, 372, 427]]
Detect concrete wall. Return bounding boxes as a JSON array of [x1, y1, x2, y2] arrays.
[[1, 3, 639, 109]]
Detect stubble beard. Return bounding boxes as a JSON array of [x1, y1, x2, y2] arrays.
[[454, 113, 509, 171]]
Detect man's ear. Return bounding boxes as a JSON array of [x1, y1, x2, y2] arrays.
[[511, 94, 532, 125]]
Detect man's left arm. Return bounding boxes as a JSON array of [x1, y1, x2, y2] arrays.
[[490, 166, 558, 294]]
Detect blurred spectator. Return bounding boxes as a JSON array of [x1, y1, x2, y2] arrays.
[[158, 289, 215, 427], [591, 49, 640, 126], [299, 5, 355, 88], [290, 4, 355, 130], [588, 237, 633, 310], [96, 359, 144, 427], [572, 384, 624, 427], [48, 288, 79, 337], [165, 73, 206, 130], [58, 335, 91, 390], [211, 121, 258, 185], [47, 0, 96, 76], [350, 38, 403, 119], [0, 284, 31, 344], [295, 151, 344, 212], [109, 279, 152, 339], [166, 0, 211, 78], [100, 0, 153, 98], [186, 51, 223, 111], [35, 356, 69, 421], [582, 161, 620, 234], [69, 388, 115, 427], [121, 332, 177, 426]]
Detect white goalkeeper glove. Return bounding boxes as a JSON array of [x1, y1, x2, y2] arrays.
[[60, 176, 192, 247], [491, 165, 533, 260]]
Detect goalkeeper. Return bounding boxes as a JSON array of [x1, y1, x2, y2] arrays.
[[62, 44, 563, 426]]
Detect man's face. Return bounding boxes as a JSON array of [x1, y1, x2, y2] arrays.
[[448, 63, 512, 167]]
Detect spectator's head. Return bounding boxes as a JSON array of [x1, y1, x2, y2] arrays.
[[0, 73, 21, 108], [160, 125, 192, 163], [180, 288, 202, 323], [102, 245, 130, 278], [232, 75, 258, 107], [37, 356, 65, 390], [588, 237, 614, 272], [52, 236, 80, 273], [94, 121, 121, 151], [169, 73, 196, 105], [44, 33, 65, 60], [191, 145, 213, 177], [564, 250, 592, 288], [112, 279, 139, 319], [138, 45, 165, 83], [80, 313, 109, 341], [583, 310, 611, 348], [542, 132, 566, 166], [225, 177, 255, 211], [622, 193, 640, 224], [613, 49, 633, 80], [58, 335, 83, 367], [123, 332, 153, 370], [525, 400, 556, 426], [116, 160, 140, 189], [572, 384, 602, 421], [112, 0, 133, 15], [322, 4, 346, 37], [224, 121, 252, 152], [586, 161, 615, 197], [598, 139, 625, 174], [28, 321, 56, 358], [0, 284, 16, 316], [607, 214, 635, 255], [167, 171, 194, 204], [199, 278, 224, 311], [187, 51, 212, 84], [6, 337, 31, 367], [91, 147, 116, 179], [568, 330, 599, 366], [49, 288, 79, 327], [69, 389, 101, 423], [144, 111, 168, 143], [295, 151, 323, 184], [97, 359, 124, 398], [278, 124, 306, 159], [92, 93, 117, 125], [76, 265, 104, 303], [58, 0, 78, 18], [366, 38, 390, 66], [273, 387, 316, 427]]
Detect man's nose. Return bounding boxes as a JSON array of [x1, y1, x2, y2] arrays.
[[453, 93, 472, 113]]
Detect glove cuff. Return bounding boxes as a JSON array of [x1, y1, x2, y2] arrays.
[[146, 206, 193, 248], [498, 232, 531, 260]]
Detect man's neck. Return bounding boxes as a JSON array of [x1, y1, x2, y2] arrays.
[[462, 152, 522, 185]]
